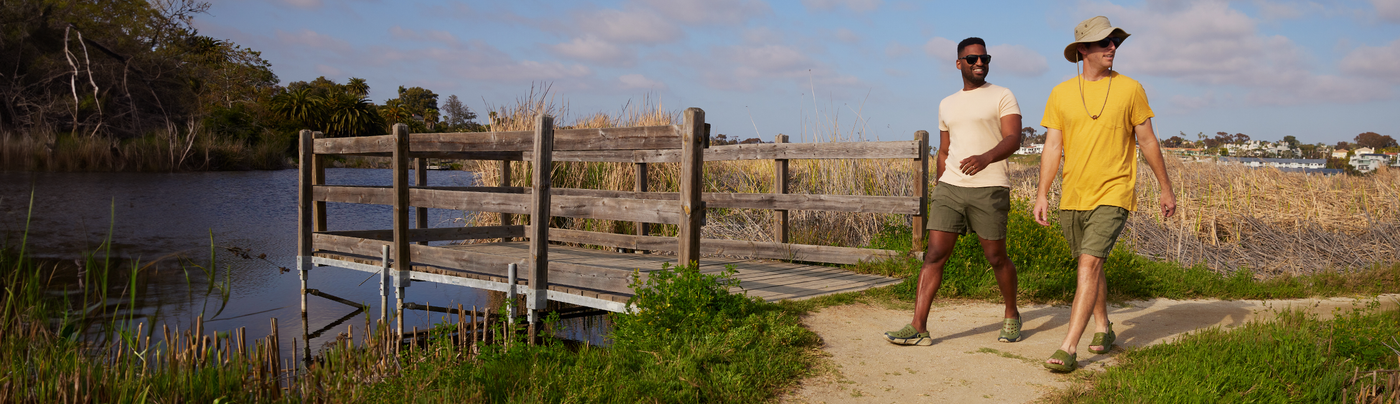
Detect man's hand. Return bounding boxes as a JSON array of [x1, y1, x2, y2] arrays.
[[1033, 197, 1052, 226], [1160, 189, 1177, 219], [959, 154, 993, 176]]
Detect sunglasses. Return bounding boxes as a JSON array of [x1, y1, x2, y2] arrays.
[[961, 54, 991, 64], [1091, 36, 1124, 49]]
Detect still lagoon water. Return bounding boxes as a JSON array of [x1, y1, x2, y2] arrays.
[[1, 168, 502, 357]]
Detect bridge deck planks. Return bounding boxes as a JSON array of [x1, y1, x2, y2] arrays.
[[317, 241, 901, 305]]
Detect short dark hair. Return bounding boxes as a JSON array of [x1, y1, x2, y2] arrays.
[[957, 37, 986, 56]]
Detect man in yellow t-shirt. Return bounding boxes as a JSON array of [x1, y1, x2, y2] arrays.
[[1033, 16, 1177, 373], [884, 37, 1024, 346]]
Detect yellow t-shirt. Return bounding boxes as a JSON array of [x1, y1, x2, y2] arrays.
[[1041, 71, 1153, 211], [937, 83, 1020, 188]]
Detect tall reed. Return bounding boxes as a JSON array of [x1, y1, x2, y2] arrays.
[[1, 128, 289, 172]]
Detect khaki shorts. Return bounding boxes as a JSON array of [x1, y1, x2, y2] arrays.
[[927, 182, 1011, 240], [1059, 205, 1129, 258]]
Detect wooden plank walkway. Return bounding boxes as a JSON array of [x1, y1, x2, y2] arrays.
[[447, 242, 903, 302]]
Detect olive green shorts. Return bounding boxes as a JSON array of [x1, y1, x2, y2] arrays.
[[926, 182, 1010, 240], [1059, 205, 1129, 258]]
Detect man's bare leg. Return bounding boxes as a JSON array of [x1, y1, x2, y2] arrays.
[[911, 230, 960, 333], [977, 237, 1020, 319], [1047, 254, 1110, 366]]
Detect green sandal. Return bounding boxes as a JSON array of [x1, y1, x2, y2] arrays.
[[1043, 349, 1077, 372], [1088, 322, 1115, 354], [998, 316, 1022, 343], [884, 324, 933, 346]]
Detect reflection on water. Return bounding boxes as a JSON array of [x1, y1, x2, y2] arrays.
[[0, 169, 610, 357]]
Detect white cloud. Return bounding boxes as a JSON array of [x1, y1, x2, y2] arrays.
[[575, 8, 683, 44], [276, 0, 321, 9], [922, 37, 956, 63], [388, 27, 458, 45], [273, 29, 352, 53], [619, 74, 667, 90], [742, 27, 784, 44], [634, 0, 771, 25], [803, 0, 883, 13], [1081, 0, 1390, 104], [885, 41, 910, 58], [1340, 38, 1400, 82], [549, 36, 636, 67], [986, 44, 1048, 78], [1374, 0, 1400, 22], [835, 28, 861, 44]]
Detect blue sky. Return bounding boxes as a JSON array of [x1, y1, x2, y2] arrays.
[[195, 0, 1400, 145]]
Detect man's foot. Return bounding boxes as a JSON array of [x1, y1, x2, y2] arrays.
[[1088, 322, 1115, 354], [998, 316, 1022, 343], [884, 324, 933, 346], [1043, 349, 1077, 372]]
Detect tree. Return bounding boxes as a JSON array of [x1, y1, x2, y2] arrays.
[[1283, 135, 1299, 149], [346, 77, 369, 98], [390, 86, 439, 118], [1336, 141, 1351, 150], [1354, 132, 1397, 149], [1019, 126, 1045, 146], [441, 94, 478, 131], [1233, 133, 1250, 144], [1163, 135, 1187, 148], [270, 87, 325, 130]]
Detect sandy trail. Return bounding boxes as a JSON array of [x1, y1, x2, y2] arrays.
[[781, 294, 1400, 404]]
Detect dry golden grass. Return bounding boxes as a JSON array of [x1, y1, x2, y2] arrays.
[[2, 128, 288, 171], [1008, 157, 1399, 275], [452, 89, 1398, 275], [459, 91, 922, 250]]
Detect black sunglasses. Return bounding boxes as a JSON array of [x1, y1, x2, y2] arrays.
[[1092, 36, 1124, 48], [961, 54, 991, 64]]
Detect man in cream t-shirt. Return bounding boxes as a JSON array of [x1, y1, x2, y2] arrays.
[[884, 37, 1025, 346]]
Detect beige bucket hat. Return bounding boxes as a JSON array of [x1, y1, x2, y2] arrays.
[[1063, 16, 1130, 63]]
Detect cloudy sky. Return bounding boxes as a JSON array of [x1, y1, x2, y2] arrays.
[[195, 0, 1400, 145]]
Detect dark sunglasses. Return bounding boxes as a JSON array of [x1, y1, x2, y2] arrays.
[[961, 54, 991, 64], [1092, 36, 1124, 48]]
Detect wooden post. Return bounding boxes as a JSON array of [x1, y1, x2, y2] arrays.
[[391, 123, 412, 335], [630, 162, 649, 253], [312, 132, 327, 235], [506, 263, 518, 325], [913, 130, 930, 252], [500, 160, 513, 233], [297, 130, 314, 317], [678, 108, 705, 267], [379, 245, 390, 321], [527, 114, 553, 338], [773, 134, 789, 244], [414, 156, 428, 245]]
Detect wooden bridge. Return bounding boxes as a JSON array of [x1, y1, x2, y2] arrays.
[[296, 108, 929, 334]]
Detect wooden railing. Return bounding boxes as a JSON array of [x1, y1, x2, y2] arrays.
[[297, 109, 708, 325]]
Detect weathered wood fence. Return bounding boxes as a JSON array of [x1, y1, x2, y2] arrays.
[[296, 107, 929, 335]]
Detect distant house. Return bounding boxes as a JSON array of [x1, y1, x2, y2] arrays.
[[1015, 143, 1044, 155], [1350, 153, 1390, 173], [1355, 147, 1375, 155], [1332, 149, 1350, 159], [1218, 157, 1325, 169]]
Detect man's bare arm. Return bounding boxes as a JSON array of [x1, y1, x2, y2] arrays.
[[959, 114, 1024, 176], [1032, 128, 1063, 226], [1134, 118, 1176, 218], [936, 130, 951, 181]]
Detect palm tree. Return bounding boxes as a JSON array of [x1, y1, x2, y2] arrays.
[[323, 91, 383, 136], [346, 77, 369, 98], [270, 87, 325, 130]]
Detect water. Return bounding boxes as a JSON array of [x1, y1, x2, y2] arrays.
[[0, 168, 509, 357]]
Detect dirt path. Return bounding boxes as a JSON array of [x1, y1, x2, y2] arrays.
[[780, 294, 1400, 404]]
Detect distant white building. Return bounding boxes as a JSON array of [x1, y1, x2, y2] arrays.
[[1350, 154, 1390, 172], [1015, 143, 1044, 155], [1218, 157, 1326, 169], [1332, 149, 1350, 159]]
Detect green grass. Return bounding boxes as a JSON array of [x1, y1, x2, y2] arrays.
[[846, 199, 1399, 307], [1046, 304, 1400, 403], [360, 263, 821, 403]]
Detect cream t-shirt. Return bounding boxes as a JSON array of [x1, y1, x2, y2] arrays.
[[937, 83, 1020, 188]]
